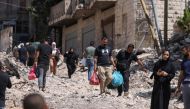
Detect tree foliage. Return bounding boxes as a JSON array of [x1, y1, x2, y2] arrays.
[[177, 8, 190, 34], [29, 0, 62, 41]]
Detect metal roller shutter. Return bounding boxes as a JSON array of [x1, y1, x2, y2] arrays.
[[65, 32, 78, 54], [82, 24, 95, 51]]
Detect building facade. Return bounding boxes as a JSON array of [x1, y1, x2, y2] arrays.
[[0, 0, 33, 45], [49, 0, 187, 55]]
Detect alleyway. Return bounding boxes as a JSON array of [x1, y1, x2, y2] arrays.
[[0, 52, 183, 109]]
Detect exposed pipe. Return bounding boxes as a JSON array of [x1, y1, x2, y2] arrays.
[[151, 0, 164, 48], [139, 0, 161, 55], [164, 0, 168, 47]]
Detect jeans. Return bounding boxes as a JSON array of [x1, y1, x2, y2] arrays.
[[0, 100, 5, 109], [19, 57, 27, 65], [38, 65, 49, 88], [86, 59, 94, 80], [182, 83, 190, 109]]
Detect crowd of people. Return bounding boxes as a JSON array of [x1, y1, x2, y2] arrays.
[[0, 36, 190, 109]]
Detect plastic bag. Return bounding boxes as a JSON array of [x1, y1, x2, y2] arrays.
[[28, 66, 36, 80], [112, 71, 123, 87], [80, 58, 86, 67], [89, 71, 100, 85]]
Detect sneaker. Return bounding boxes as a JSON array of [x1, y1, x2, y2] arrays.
[[50, 73, 54, 77], [117, 93, 122, 97], [124, 92, 129, 96], [105, 89, 111, 95], [42, 88, 45, 92]]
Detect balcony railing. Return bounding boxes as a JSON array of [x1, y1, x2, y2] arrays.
[[49, 0, 117, 26], [71, 0, 94, 19], [49, 1, 65, 22], [90, 0, 117, 9]]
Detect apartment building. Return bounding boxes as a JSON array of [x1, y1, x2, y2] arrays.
[[0, 0, 33, 45], [49, 0, 187, 55]]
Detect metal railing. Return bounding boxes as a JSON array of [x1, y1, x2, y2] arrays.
[[71, 0, 92, 13], [49, 0, 65, 22]]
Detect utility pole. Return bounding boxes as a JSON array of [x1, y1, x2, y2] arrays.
[[139, 0, 161, 55], [164, 0, 168, 47]]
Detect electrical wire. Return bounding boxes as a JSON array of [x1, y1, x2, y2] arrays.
[[0, 1, 28, 9]]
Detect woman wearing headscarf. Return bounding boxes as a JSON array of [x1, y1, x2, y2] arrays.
[[151, 50, 176, 109], [50, 42, 60, 76], [64, 48, 78, 78]]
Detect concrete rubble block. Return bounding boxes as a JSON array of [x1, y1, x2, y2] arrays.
[[185, 37, 190, 44]]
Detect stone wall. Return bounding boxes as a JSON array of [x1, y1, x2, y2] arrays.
[[156, 0, 186, 38], [61, 0, 187, 54], [115, 0, 136, 48], [62, 8, 115, 55], [134, 0, 186, 48], [0, 27, 13, 52]]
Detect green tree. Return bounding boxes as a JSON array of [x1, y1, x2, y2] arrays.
[[29, 0, 62, 41], [177, 8, 190, 34]]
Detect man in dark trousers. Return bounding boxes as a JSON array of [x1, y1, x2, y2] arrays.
[[94, 36, 116, 95], [0, 62, 12, 108], [176, 45, 190, 109], [27, 42, 36, 67], [116, 44, 146, 96], [18, 43, 29, 66], [35, 39, 52, 91]]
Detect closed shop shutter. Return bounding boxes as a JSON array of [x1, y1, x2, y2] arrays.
[[82, 24, 95, 51], [65, 32, 78, 53]]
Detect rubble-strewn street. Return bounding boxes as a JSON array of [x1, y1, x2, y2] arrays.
[[0, 51, 184, 109]]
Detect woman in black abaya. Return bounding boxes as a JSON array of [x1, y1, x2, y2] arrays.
[[151, 50, 176, 109], [64, 48, 78, 78]]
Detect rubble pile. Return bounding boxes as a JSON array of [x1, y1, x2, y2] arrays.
[[0, 46, 185, 109]]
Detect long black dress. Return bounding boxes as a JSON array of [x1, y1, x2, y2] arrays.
[[151, 59, 176, 109], [64, 52, 78, 78]]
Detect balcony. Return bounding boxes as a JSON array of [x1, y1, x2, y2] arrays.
[[49, 0, 117, 26], [48, 0, 76, 26], [90, 0, 117, 10], [71, 0, 95, 19]]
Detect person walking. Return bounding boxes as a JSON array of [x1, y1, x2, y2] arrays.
[[64, 48, 78, 78], [151, 50, 176, 109], [116, 44, 146, 96], [84, 41, 96, 80], [26, 42, 36, 67], [176, 45, 190, 109], [35, 39, 52, 91], [18, 43, 29, 66], [94, 36, 116, 95], [50, 42, 60, 76], [0, 62, 12, 109]]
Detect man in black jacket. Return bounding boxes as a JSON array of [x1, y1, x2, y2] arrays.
[[0, 62, 12, 108], [116, 44, 146, 96]]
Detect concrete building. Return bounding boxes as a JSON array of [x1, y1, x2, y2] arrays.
[[0, 0, 33, 45], [49, 0, 187, 55]]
